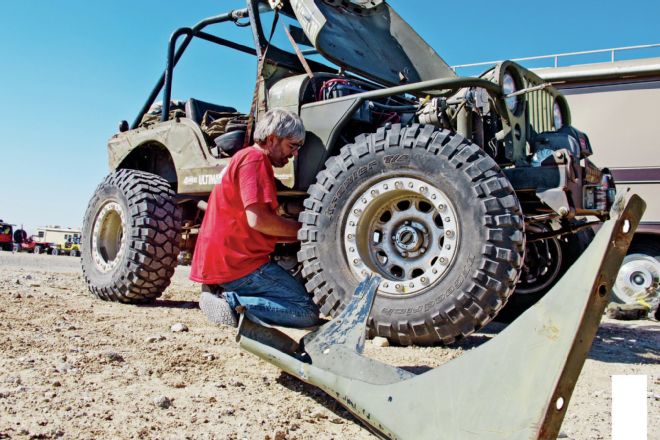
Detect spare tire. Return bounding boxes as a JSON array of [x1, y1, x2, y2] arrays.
[[298, 124, 525, 345], [81, 169, 181, 303]]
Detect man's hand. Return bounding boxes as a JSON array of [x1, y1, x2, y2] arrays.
[[245, 203, 300, 240]]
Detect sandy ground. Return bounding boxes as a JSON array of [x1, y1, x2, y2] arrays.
[[0, 251, 657, 440]]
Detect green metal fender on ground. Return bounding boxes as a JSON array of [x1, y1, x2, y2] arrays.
[[237, 193, 645, 440]]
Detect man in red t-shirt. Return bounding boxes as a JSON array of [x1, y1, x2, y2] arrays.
[[190, 108, 319, 328]]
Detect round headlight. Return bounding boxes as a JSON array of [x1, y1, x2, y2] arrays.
[[502, 72, 519, 113], [553, 100, 564, 129]]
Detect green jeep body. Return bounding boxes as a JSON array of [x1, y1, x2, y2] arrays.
[[82, 0, 614, 345]]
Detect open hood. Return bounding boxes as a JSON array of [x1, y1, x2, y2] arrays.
[[288, 0, 456, 86]]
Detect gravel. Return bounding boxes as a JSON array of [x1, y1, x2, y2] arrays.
[[0, 251, 658, 439]]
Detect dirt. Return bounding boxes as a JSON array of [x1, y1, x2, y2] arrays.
[[0, 252, 658, 440]]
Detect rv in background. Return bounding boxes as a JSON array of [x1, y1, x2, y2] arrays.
[[535, 53, 660, 308]]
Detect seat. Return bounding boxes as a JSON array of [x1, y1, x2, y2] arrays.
[[185, 98, 237, 125]]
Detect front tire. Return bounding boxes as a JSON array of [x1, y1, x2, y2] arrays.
[[81, 169, 181, 303], [298, 124, 525, 345]]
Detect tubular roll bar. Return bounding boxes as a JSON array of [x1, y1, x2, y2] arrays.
[[132, 8, 252, 129]]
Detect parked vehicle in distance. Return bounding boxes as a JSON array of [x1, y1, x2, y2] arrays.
[[11, 229, 55, 254], [0, 220, 14, 251], [56, 236, 82, 257]]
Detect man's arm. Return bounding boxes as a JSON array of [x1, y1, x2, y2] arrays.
[[245, 203, 300, 240]]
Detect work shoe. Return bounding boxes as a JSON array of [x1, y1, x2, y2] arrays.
[[199, 291, 238, 328]]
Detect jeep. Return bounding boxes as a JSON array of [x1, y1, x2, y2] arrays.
[[81, 0, 614, 345]]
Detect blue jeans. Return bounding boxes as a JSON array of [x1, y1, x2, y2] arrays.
[[220, 262, 320, 328]]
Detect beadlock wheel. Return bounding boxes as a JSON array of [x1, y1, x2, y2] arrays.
[[344, 176, 459, 297], [91, 201, 126, 272], [81, 169, 181, 303]]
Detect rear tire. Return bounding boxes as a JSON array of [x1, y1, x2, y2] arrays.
[[34, 245, 41, 254], [51, 248, 59, 256], [81, 169, 181, 303]]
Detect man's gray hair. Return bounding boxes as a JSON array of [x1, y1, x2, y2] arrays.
[[254, 108, 305, 143]]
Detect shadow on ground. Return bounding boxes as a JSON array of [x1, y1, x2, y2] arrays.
[[276, 372, 366, 428], [136, 299, 199, 309], [588, 322, 659, 364]]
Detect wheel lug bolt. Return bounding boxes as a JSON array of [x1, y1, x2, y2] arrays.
[[445, 244, 451, 250], [395, 181, 403, 189], [445, 217, 451, 222], [421, 277, 429, 284], [446, 230, 454, 238], [420, 186, 427, 193], [395, 284, 402, 290], [438, 204, 445, 210], [431, 195, 437, 200], [349, 221, 355, 226], [432, 268, 438, 274], [348, 234, 354, 240], [408, 182, 414, 188], [409, 282, 414, 287], [383, 184, 389, 190], [371, 190, 378, 196], [349, 247, 355, 252], [383, 282, 389, 288], [361, 198, 368, 204], [353, 259, 360, 265], [439, 257, 447, 264], [354, 209, 362, 215]]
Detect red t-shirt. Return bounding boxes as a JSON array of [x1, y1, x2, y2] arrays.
[[190, 147, 279, 284]]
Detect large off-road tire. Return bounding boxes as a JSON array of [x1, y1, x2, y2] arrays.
[[81, 169, 182, 303], [496, 228, 594, 322], [298, 124, 525, 345]]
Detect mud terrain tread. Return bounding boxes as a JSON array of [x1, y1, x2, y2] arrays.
[[298, 124, 524, 345], [82, 169, 181, 303]]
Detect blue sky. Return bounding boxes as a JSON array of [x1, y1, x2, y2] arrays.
[[1, 0, 659, 234]]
